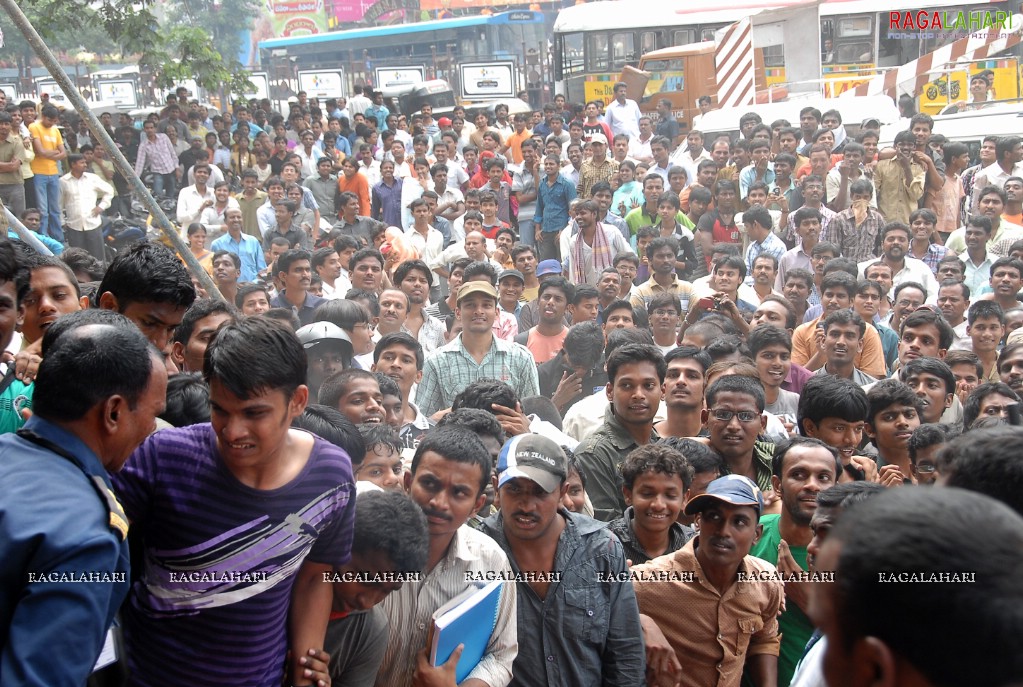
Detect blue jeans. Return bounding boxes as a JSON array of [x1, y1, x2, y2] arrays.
[[34, 173, 63, 242], [151, 172, 177, 200]]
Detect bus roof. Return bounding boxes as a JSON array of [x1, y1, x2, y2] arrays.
[[261, 10, 542, 50], [554, 0, 1001, 32]]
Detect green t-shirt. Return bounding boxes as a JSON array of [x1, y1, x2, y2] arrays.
[[748, 514, 813, 687], [0, 375, 32, 435]]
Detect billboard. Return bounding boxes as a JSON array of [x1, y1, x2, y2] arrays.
[[268, 0, 328, 36], [298, 69, 346, 98], [458, 61, 516, 99], [96, 80, 139, 108], [374, 67, 426, 89]]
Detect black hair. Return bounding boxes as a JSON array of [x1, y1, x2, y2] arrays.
[[16, 253, 81, 304], [771, 436, 841, 480], [520, 396, 563, 430], [606, 343, 667, 384], [292, 403, 366, 466], [374, 372, 402, 402], [865, 378, 923, 425], [712, 255, 747, 280], [704, 334, 751, 363], [797, 375, 868, 436], [97, 241, 196, 310], [160, 372, 211, 426], [205, 317, 306, 399], [315, 298, 370, 331], [822, 257, 858, 279], [452, 379, 518, 414], [235, 283, 270, 309], [358, 422, 402, 455], [892, 280, 927, 304], [350, 491, 429, 573], [821, 308, 866, 337], [962, 382, 1021, 431], [571, 285, 599, 308], [563, 321, 605, 370], [967, 299, 1005, 326], [747, 324, 792, 357], [820, 272, 856, 298], [907, 423, 957, 464], [901, 356, 956, 394], [660, 437, 725, 478], [705, 374, 766, 413], [900, 308, 954, 350], [263, 308, 300, 330], [34, 321, 158, 422], [277, 248, 311, 276], [646, 236, 679, 262], [621, 443, 694, 490], [783, 268, 814, 291], [538, 275, 575, 302], [410, 425, 492, 496], [172, 298, 238, 346], [393, 259, 434, 288], [605, 326, 654, 354], [828, 488, 1023, 686], [463, 260, 498, 286], [814, 480, 885, 510], [349, 247, 384, 272], [436, 407, 505, 446], [60, 247, 106, 282], [373, 331, 425, 371], [318, 369, 379, 409], [936, 426, 1023, 516]]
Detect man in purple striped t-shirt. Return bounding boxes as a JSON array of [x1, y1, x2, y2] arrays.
[[112, 317, 356, 687]]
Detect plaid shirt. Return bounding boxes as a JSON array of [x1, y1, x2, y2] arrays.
[[417, 333, 539, 416], [909, 242, 950, 275], [577, 158, 619, 199], [785, 203, 836, 242], [820, 206, 886, 263], [134, 133, 179, 175]]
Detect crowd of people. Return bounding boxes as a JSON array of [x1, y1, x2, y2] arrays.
[[1, 81, 1022, 687]]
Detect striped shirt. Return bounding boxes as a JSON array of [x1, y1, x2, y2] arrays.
[[374, 526, 518, 687], [112, 424, 356, 687], [417, 334, 540, 416]]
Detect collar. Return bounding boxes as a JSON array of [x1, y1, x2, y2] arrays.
[[21, 415, 108, 480], [601, 405, 658, 449]]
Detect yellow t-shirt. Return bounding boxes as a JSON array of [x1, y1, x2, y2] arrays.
[[28, 122, 63, 176]]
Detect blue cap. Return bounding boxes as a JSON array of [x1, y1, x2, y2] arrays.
[[535, 259, 563, 277], [496, 434, 567, 493], [683, 475, 764, 516]]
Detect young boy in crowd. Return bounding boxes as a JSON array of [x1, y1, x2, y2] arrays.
[[355, 423, 405, 493], [318, 369, 386, 426], [373, 372, 403, 431], [608, 444, 695, 565], [865, 378, 923, 486], [796, 374, 878, 481], [748, 325, 800, 425]]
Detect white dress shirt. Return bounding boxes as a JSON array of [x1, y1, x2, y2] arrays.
[[176, 184, 216, 226], [60, 172, 113, 231]]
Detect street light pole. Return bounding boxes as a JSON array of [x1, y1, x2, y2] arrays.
[[0, 0, 223, 300]]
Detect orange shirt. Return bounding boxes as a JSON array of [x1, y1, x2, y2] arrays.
[[526, 327, 567, 364], [791, 315, 886, 378], [337, 172, 370, 217], [505, 129, 533, 165]]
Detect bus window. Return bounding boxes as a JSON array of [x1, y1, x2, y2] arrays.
[[588, 33, 610, 71], [836, 16, 872, 38], [610, 32, 636, 69], [700, 28, 716, 41], [836, 41, 873, 63], [561, 32, 585, 76], [672, 29, 695, 46], [640, 31, 660, 55]]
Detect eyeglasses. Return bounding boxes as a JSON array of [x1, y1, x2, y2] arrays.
[[353, 322, 376, 332], [914, 464, 936, 474], [709, 409, 760, 423]]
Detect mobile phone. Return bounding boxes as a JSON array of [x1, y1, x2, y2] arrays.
[[1007, 402, 1022, 426], [697, 297, 716, 310]]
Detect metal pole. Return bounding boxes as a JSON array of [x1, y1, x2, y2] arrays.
[[0, 0, 224, 300]]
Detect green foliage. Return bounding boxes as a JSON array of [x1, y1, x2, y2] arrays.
[[5, 0, 256, 93]]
